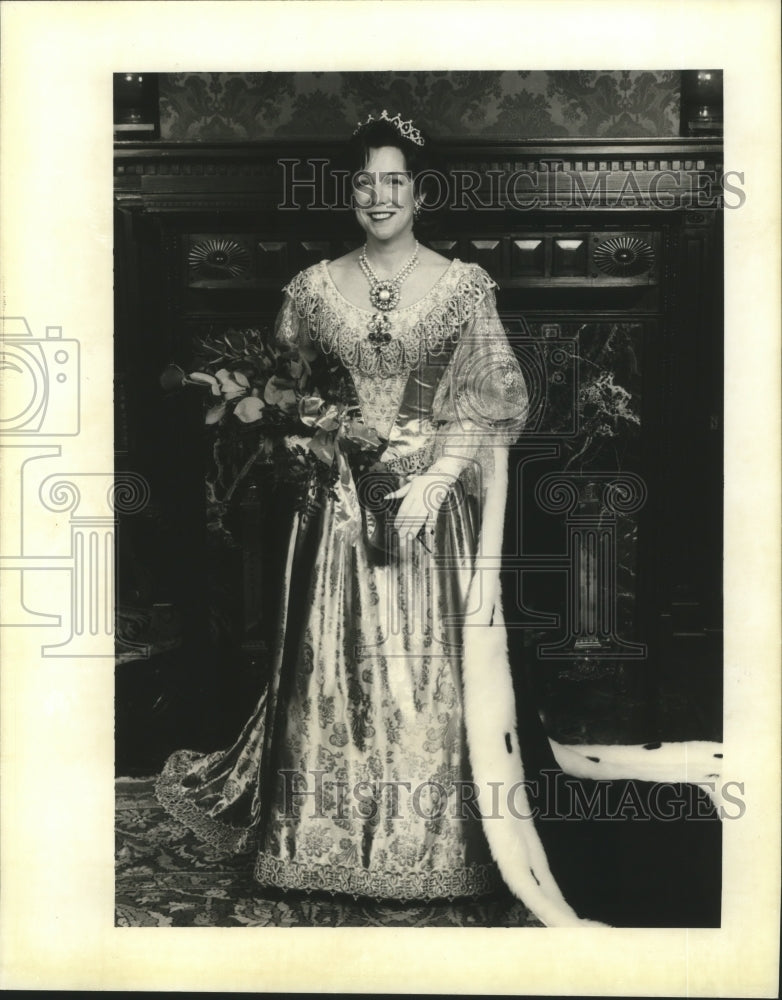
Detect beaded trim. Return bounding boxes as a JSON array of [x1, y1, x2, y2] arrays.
[[154, 750, 256, 855], [284, 260, 497, 379], [383, 441, 435, 476], [254, 851, 500, 901], [359, 241, 419, 313]]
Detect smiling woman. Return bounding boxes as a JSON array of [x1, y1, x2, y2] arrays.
[[327, 115, 450, 322], [152, 110, 723, 928], [354, 148, 416, 238], [155, 108, 540, 911]]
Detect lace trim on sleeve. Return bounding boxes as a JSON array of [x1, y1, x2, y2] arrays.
[[274, 290, 303, 349], [430, 280, 529, 489]]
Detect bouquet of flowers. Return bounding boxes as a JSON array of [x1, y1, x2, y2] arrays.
[[160, 328, 384, 540]]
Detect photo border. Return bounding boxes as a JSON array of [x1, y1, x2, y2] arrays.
[[1, 1, 779, 994]]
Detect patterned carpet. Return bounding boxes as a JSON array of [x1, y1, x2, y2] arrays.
[[116, 777, 542, 927]]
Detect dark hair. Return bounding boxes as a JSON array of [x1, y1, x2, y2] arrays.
[[344, 116, 442, 234], [347, 118, 430, 180]]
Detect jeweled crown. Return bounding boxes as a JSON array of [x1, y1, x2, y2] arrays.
[[353, 109, 424, 147]]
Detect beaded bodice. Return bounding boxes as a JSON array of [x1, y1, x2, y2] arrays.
[[278, 259, 500, 438]]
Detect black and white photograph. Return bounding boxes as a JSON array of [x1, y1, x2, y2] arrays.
[[114, 69, 727, 930], [1, 2, 779, 994]]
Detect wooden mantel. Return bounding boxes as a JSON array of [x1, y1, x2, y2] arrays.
[[115, 137, 726, 213]]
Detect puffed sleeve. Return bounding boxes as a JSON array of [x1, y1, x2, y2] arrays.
[[431, 271, 528, 480], [273, 288, 300, 348], [273, 283, 308, 356], [272, 268, 321, 363]]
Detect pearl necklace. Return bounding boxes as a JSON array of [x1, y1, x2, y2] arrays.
[[358, 241, 419, 346]]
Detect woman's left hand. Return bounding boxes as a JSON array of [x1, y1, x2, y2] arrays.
[[384, 457, 465, 542]]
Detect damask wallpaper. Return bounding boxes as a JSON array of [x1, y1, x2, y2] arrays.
[[158, 71, 681, 142]]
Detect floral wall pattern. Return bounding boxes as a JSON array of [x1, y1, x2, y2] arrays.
[[158, 71, 681, 141]]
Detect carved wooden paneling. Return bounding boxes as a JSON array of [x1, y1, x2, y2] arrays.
[[506, 231, 659, 285], [428, 239, 459, 259], [510, 238, 545, 277], [465, 238, 503, 275], [297, 239, 331, 271], [591, 233, 657, 281], [186, 234, 254, 288], [552, 238, 587, 277], [256, 240, 290, 283]]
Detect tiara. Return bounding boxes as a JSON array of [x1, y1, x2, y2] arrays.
[[353, 109, 424, 147]]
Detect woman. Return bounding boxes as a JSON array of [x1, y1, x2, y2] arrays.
[[156, 112, 722, 927]]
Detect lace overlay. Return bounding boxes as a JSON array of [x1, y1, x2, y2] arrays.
[[351, 371, 408, 440], [155, 750, 256, 854], [280, 258, 527, 455], [430, 296, 529, 485], [283, 259, 499, 378]]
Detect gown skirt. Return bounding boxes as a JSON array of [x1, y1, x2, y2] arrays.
[[157, 470, 502, 901]]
